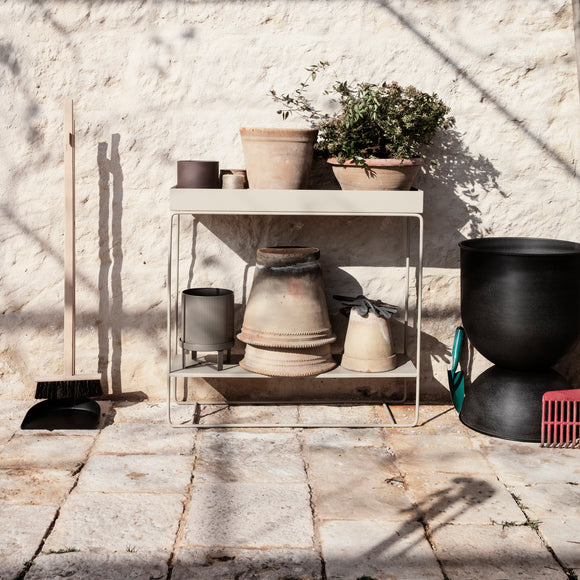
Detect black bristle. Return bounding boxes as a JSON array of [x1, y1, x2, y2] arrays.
[[35, 379, 102, 400]]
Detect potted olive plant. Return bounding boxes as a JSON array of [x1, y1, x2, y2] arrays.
[[271, 63, 455, 190]]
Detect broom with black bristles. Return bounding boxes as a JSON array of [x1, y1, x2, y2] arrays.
[[22, 100, 102, 429]]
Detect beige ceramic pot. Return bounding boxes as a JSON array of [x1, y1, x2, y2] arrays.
[[328, 157, 423, 191], [240, 127, 318, 189], [341, 308, 396, 372]]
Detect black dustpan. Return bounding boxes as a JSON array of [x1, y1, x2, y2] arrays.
[[21, 398, 101, 430]]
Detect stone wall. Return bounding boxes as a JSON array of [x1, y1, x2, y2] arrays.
[[1, 0, 579, 401]]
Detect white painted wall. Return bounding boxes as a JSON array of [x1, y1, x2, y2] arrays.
[[1, 0, 579, 401]]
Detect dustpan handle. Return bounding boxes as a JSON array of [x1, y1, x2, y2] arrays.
[[64, 99, 75, 376]]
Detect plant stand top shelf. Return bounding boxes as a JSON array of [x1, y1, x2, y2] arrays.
[[170, 187, 423, 216]]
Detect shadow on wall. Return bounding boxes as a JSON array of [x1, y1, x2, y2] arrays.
[[416, 128, 505, 269], [97, 135, 124, 396], [375, 0, 579, 185]]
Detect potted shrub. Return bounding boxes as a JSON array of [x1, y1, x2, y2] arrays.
[[271, 63, 455, 190]]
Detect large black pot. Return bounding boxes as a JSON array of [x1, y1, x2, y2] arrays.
[[460, 237, 580, 370], [459, 366, 571, 441]]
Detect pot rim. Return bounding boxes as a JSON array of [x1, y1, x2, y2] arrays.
[[240, 127, 319, 138], [459, 237, 580, 256], [327, 157, 424, 167]]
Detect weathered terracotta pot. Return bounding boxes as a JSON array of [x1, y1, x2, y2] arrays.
[[239, 247, 336, 348], [240, 127, 318, 189], [340, 309, 396, 372], [328, 158, 423, 191], [240, 343, 336, 377], [238, 247, 336, 376]]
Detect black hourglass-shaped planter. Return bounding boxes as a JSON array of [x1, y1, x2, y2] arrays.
[[459, 237, 580, 441]]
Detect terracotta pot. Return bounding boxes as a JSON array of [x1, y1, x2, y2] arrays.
[[240, 343, 336, 377], [340, 309, 396, 372], [327, 158, 423, 191], [238, 247, 336, 349], [240, 127, 318, 189]]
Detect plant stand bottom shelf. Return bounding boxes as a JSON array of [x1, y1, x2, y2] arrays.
[[167, 354, 420, 428]]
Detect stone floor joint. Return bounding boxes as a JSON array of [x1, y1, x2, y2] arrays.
[[166, 427, 202, 580], [298, 429, 327, 580]]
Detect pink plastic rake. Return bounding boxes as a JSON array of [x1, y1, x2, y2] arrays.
[[541, 389, 580, 448]]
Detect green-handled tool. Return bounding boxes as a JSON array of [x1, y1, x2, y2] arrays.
[[448, 327, 465, 412]]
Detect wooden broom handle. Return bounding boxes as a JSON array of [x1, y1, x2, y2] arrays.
[[64, 99, 75, 376]]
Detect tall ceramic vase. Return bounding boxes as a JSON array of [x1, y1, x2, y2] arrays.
[[459, 237, 580, 441]]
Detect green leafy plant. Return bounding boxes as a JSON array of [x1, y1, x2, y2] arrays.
[[271, 63, 455, 166]]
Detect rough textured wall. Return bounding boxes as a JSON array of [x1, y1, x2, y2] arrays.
[[1, 0, 579, 401]]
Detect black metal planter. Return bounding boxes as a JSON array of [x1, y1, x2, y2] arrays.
[[459, 237, 580, 441], [181, 288, 235, 371]]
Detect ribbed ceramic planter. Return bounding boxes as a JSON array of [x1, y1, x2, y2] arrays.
[[340, 309, 396, 372], [328, 158, 423, 191], [240, 127, 318, 189]]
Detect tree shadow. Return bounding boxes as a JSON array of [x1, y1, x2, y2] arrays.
[[415, 128, 505, 269]]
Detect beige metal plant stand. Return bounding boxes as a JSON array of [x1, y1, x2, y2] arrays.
[[167, 188, 424, 428]]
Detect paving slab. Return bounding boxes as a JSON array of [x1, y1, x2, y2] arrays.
[[43, 491, 183, 553], [536, 517, 580, 570], [404, 472, 525, 527], [431, 523, 567, 579], [113, 401, 180, 423], [388, 433, 491, 474], [0, 502, 58, 580], [26, 550, 168, 580], [302, 426, 387, 447], [171, 546, 322, 580], [508, 482, 580, 519], [0, 400, 42, 429], [74, 454, 194, 494], [473, 439, 580, 485], [298, 403, 384, 426], [320, 519, 443, 579], [92, 421, 195, 455], [0, 432, 96, 470], [0, 468, 75, 505], [184, 482, 314, 549], [0, 428, 13, 447], [195, 431, 305, 483], [306, 445, 413, 522], [389, 405, 471, 436], [197, 403, 300, 426]]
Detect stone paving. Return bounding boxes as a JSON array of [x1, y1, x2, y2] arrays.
[[0, 400, 578, 580]]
